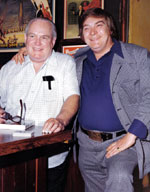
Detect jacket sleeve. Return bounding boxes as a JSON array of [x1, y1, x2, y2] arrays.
[[133, 49, 150, 132]]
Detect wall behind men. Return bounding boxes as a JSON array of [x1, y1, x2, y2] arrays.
[[128, 0, 150, 50], [2, 0, 150, 68]]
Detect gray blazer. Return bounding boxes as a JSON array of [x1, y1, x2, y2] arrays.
[[74, 42, 150, 178]]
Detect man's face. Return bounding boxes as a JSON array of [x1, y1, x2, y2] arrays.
[[82, 16, 113, 58], [25, 20, 56, 64]]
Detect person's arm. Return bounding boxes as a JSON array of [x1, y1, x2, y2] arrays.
[[106, 47, 150, 158], [42, 94, 79, 134], [0, 107, 6, 124], [106, 133, 137, 158], [12, 47, 27, 64], [106, 120, 147, 158], [0, 65, 7, 124]]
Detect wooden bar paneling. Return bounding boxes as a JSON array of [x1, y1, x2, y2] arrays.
[[0, 160, 36, 192], [0, 129, 72, 192], [25, 159, 36, 192], [36, 157, 47, 192]]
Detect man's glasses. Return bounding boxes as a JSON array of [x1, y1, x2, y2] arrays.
[[4, 100, 26, 124]]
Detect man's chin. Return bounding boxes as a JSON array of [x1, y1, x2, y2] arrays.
[[91, 46, 101, 52], [30, 57, 46, 63]]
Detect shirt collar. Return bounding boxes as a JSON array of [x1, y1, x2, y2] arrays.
[[111, 39, 124, 58], [24, 50, 55, 68]]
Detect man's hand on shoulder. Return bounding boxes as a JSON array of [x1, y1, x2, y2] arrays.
[[11, 47, 27, 64], [0, 108, 6, 124]]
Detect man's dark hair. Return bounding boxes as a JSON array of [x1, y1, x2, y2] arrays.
[[79, 7, 118, 40]]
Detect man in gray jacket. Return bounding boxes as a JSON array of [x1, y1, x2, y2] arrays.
[[74, 7, 150, 192]]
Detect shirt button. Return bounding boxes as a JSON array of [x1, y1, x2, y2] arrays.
[[117, 108, 122, 111]]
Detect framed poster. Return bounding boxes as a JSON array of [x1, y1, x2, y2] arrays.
[[63, 0, 104, 39], [48, 0, 56, 23], [104, 0, 129, 42], [62, 44, 87, 56], [0, 0, 55, 52]]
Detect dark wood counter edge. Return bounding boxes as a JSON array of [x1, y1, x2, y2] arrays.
[[0, 142, 72, 168], [0, 130, 72, 156], [0, 130, 73, 168]]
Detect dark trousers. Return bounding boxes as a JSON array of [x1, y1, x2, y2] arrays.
[[48, 158, 68, 192]]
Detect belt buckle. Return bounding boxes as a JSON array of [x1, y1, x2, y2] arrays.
[[101, 133, 113, 141], [88, 131, 103, 142]]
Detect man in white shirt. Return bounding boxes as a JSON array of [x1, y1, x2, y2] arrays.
[[0, 18, 80, 192]]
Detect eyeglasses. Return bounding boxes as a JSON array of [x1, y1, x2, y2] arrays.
[[4, 100, 26, 124]]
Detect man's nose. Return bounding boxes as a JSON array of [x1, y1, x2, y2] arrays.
[[35, 37, 41, 45], [90, 27, 96, 35]]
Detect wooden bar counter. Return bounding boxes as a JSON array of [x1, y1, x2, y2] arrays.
[[0, 126, 72, 192]]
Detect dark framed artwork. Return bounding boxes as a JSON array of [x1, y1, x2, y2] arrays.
[[104, 0, 129, 42], [0, 0, 55, 52], [63, 0, 104, 39], [48, 0, 56, 22]]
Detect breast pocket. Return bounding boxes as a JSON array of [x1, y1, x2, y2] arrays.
[[119, 79, 140, 104], [43, 80, 58, 102]]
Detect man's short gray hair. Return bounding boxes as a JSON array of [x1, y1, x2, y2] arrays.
[[25, 17, 57, 39]]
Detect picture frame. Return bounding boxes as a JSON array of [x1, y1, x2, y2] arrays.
[[63, 0, 104, 39], [62, 44, 87, 56], [49, 0, 56, 23], [0, 0, 55, 52], [104, 0, 129, 42]]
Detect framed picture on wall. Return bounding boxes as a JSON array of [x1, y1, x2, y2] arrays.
[[63, 0, 104, 39], [0, 0, 55, 52], [62, 44, 87, 56], [104, 0, 129, 42], [48, 0, 56, 23]]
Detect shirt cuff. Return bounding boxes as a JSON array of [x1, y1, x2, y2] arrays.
[[128, 119, 147, 139]]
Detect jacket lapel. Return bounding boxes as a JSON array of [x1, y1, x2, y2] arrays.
[[110, 42, 136, 94], [110, 54, 125, 94]]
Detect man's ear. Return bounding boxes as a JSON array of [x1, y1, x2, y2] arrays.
[[52, 37, 56, 48], [24, 34, 27, 43]]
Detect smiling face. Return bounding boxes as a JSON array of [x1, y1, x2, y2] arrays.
[[82, 16, 113, 60], [25, 20, 56, 65]]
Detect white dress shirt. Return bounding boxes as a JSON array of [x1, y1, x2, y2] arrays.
[[0, 50, 80, 168]]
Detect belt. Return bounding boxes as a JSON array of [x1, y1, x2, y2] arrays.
[[81, 127, 126, 142]]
